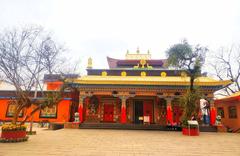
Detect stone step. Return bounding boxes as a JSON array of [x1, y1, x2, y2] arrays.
[[80, 123, 217, 132], [79, 123, 179, 131], [199, 126, 217, 132]]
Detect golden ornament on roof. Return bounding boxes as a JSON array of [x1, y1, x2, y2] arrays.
[[87, 57, 93, 69], [147, 63, 153, 69], [140, 59, 146, 68], [136, 47, 140, 54]]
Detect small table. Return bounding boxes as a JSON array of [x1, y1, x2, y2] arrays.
[[187, 120, 199, 136]]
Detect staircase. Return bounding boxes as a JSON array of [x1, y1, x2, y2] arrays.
[[79, 123, 179, 131], [79, 123, 217, 132]]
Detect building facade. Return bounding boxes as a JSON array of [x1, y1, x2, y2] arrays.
[[69, 51, 230, 126], [0, 50, 231, 126], [215, 92, 240, 131]]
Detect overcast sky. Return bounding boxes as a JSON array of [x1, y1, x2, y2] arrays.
[[0, 0, 240, 74]]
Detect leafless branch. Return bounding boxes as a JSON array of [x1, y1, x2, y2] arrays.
[[0, 25, 73, 124], [208, 45, 240, 95]]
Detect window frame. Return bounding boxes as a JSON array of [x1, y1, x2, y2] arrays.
[[5, 102, 24, 118], [228, 106, 237, 119], [39, 105, 58, 119]]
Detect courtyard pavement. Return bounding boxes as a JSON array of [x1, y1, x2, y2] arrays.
[[0, 127, 240, 156]]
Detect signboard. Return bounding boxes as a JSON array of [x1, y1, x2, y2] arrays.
[[187, 120, 199, 125], [144, 116, 150, 123]]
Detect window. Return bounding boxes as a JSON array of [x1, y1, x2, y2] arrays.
[[39, 105, 57, 118], [217, 107, 224, 118], [228, 106, 237, 119], [6, 102, 23, 117]]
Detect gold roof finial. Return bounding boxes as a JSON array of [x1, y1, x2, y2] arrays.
[[87, 57, 92, 69], [147, 49, 150, 54], [136, 47, 140, 54]]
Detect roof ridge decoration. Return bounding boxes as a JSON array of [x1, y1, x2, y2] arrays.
[[125, 48, 151, 60], [133, 59, 153, 69]]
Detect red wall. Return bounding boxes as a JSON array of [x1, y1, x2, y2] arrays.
[[47, 81, 63, 91], [0, 99, 10, 121], [215, 99, 240, 131], [0, 99, 71, 123]]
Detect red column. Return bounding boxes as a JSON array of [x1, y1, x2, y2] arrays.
[[78, 97, 84, 123], [210, 100, 216, 125], [121, 97, 127, 124], [166, 98, 173, 125]]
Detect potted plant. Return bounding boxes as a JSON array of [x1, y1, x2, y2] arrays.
[[180, 89, 201, 136], [0, 124, 28, 143]]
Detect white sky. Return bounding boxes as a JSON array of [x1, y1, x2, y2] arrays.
[[0, 0, 240, 74]]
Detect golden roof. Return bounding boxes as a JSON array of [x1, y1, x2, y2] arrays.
[[70, 76, 231, 86]]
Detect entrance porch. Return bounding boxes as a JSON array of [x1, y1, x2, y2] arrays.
[[78, 93, 184, 126]]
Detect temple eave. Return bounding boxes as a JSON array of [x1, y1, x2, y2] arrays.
[[68, 77, 231, 87]]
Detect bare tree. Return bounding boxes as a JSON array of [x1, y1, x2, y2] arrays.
[[0, 25, 70, 125], [209, 45, 240, 96]]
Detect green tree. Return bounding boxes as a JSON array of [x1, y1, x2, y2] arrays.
[[166, 40, 208, 122]]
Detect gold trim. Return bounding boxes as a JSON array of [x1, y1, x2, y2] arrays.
[[69, 76, 232, 86]]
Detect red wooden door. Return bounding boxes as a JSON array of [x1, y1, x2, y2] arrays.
[[104, 104, 114, 122], [143, 101, 153, 123]]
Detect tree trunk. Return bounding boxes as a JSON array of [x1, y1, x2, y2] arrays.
[[190, 75, 195, 91], [20, 104, 42, 125], [12, 109, 21, 125]]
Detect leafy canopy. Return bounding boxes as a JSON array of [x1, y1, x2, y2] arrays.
[[166, 40, 207, 77]]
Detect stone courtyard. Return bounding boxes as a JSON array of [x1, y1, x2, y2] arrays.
[[0, 127, 240, 156]]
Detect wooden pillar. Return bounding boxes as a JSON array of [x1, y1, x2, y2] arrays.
[[209, 99, 216, 125], [166, 98, 173, 125], [120, 97, 127, 124], [113, 92, 135, 124], [78, 96, 84, 123]]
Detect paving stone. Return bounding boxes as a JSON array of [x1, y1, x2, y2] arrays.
[[0, 127, 240, 156]]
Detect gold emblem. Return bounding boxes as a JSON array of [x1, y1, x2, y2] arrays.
[[161, 72, 167, 77], [141, 71, 146, 77], [121, 71, 127, 76], [181, 72, 187, 77], [101, 71, 107, 76]]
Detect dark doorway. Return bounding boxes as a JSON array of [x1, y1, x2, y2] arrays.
[[134, 101, 143, 124]]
